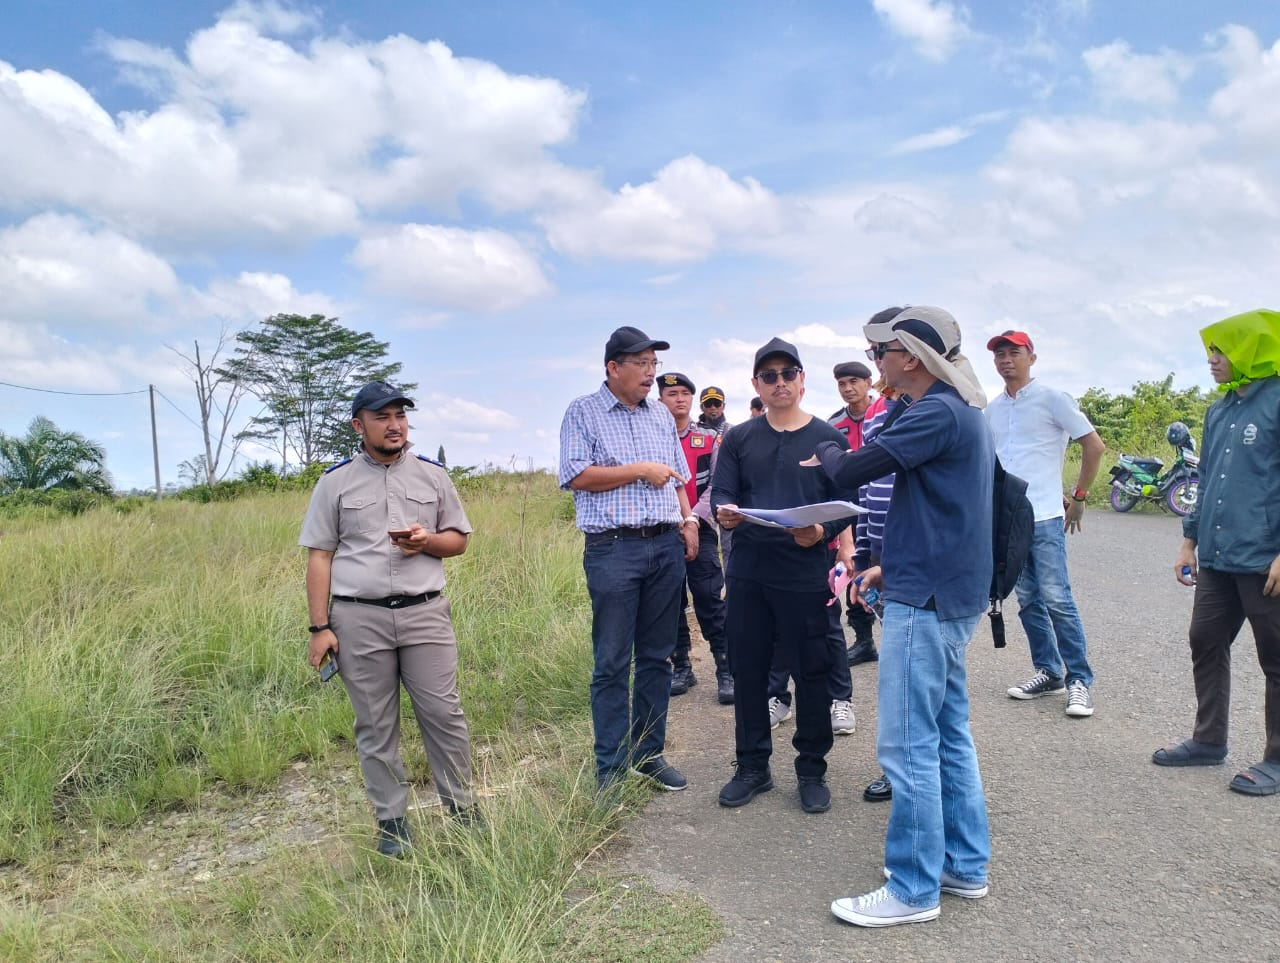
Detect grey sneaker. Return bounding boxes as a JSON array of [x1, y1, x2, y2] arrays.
[[830, 699, 856, 736], [1007, 668, 1066, 700], [884, 866, 988, 899], [768, 696, 793, 729], [831, 885, 939, 927], [1065, 680, 1095, 718]]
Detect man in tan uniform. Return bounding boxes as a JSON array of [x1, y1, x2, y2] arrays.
[[300, 381, 478, 857]]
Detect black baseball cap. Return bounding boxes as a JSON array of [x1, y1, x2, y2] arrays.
[[350, 381, 415, 416], [604, 325, 670, 364], [754, 336, 802, 374]]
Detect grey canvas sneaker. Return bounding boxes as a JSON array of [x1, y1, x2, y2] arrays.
[[831, 885, 940, 927], [768, 696, 793, 729]]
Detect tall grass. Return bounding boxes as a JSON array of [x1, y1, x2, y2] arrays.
[[0, 471, 722, 960]]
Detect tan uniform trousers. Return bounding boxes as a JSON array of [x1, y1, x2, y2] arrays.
[[329, 595, 473, 817]]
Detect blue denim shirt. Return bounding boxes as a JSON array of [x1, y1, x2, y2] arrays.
[[1183, 375, 1280, 573]]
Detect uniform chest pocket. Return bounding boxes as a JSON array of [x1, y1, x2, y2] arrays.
[[340, 494, 376, 534], [405, 488, 439, 527]]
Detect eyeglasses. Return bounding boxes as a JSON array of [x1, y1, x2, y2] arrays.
[[702, 400, 723, 407], [756, 367, 802, 385], [865, 344, 911, 361], [616, 359, 663, 372]]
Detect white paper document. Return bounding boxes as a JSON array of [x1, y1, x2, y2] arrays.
[[734, 500, 865, 529]]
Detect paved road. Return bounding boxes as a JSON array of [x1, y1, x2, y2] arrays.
[[618, 508, 1279, 962]]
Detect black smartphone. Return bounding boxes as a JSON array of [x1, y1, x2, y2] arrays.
[[319, 649, 340, 682]]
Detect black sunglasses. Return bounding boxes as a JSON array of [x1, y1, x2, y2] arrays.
[[865, 344, 911, 361], [756, 367, 802, 385]]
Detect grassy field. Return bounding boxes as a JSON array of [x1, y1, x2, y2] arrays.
[[0, 471, 722, 961]]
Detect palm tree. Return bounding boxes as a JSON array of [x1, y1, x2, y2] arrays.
[[0, 416, 113, 494]]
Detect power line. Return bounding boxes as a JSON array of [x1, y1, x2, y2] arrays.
[[0, 379, 149, 397], [152, 387, 204, 431]]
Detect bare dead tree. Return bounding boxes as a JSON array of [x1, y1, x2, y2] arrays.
[[166, 326, 251, 485]]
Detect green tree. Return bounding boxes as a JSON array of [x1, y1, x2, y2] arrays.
[[0, 416, 113, 494], [217, 314, 416, 468], [1078, 374, 1214, 457]]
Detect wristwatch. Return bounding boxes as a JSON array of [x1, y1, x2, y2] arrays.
[[1070, 488, 1089, 502], [681, 515, 699, 527], [308, 623, 332, 633]]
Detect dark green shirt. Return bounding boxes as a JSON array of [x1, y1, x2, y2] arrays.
[[1184, 376, 1280, 573]]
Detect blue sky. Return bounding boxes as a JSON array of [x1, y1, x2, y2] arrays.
[[2, 1, 1278, 489]]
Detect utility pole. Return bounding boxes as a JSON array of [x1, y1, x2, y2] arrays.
[[149, 384, 162, 500]]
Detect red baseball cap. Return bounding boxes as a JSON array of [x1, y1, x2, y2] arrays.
[[986, 330, 1034, 352]]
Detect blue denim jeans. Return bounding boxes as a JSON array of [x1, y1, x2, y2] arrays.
[[1014, 518, 1094, 687], [583, 531, 686, 782], [878, 601, 989, 908]]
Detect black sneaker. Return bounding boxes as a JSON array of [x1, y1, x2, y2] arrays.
[[1007, 668, 1066, 700], [863, 774, 892, 802], [718, 765, 773, 807], [846, 638, 879, 666], [798, 775, 831, 813], [632, 755, 688, 791], [376, 816, 411, 858], [716, 667, 735, 705]]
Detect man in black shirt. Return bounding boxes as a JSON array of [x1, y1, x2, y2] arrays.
[[712, 337, 856, 814]]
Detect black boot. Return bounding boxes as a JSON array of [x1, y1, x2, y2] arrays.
[[376, 816, 412, 857], [715, 666, 735, 705], [846, 637, 878, 666]]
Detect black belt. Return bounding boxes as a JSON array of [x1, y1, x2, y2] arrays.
[[330, 592, 439, 609], [585, 522, 677, 543]]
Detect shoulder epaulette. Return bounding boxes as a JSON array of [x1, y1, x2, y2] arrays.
[[415, 454, 446, 468], [323, 458, 353, 474]]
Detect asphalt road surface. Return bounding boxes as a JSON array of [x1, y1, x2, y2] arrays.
[[618, 507, 1280, 963]]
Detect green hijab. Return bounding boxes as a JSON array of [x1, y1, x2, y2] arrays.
[[1199, 309, 1280, 392]]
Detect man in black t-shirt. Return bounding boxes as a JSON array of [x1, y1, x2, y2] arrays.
[[712, 337, 856, 815]]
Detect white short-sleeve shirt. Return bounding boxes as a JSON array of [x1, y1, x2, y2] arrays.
[[985, 379, 1095, 521]]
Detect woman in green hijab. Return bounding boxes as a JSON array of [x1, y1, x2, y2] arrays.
[[1155, 309, 1280, 796]]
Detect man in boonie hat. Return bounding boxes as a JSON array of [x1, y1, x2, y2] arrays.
[[811, 307, 995, 927]]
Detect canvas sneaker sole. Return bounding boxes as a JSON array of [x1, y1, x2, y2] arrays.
[[1007, 682, 1066, 700], [831, 897, 939, 927]]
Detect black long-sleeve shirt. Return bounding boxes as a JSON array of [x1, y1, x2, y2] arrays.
[[711, 414, 856, 591]]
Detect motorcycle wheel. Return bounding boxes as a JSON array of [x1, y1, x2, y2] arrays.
[[1167, 478, 1198, 517], [1110, 481, 1140, 513]]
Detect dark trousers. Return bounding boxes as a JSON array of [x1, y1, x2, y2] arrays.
[[673, 522, 728, 669], [727, 578, 834, 778], [767, 601, 853, 702], [1189, 566, 1280, 763], [583, 532, 686, 780], [846, 593, 876, 642]]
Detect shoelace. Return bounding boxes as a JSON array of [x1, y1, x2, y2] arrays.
[[1024, 669, 1054, 691], [856, 886, 893, 909], [832, 701, 853, 722], [1067, 683, 1089, 704]]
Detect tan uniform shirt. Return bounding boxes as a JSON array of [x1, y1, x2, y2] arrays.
[[299, 446, 473, 597]]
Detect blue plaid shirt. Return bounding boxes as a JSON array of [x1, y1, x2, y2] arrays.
[[559, 382, 687, 533]]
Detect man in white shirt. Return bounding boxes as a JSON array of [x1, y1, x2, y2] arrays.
[[985, 331, 1105, 718]]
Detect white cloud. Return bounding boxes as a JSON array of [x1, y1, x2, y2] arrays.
[[889, 124, 973, 155], [542, 155, 789, 263], [1208, 25, 1280, 144], [0, 214, 181, 329], [871, 0, 971, 62], [350, 224, 553, 312], [417, 394, 519, 442], [1083, 41, 1192, 107], [194, 271, 342, 324], [0, 320, 188, 394]]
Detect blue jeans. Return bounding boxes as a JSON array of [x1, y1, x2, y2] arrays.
[[878, 601, 989, 908], [583, 532, 686, 781], [1015, 518, 1094, 687]]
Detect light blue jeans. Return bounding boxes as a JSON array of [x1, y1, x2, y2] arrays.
[[878, 601, 990, 908], [1015, 519, 1094, 687]]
